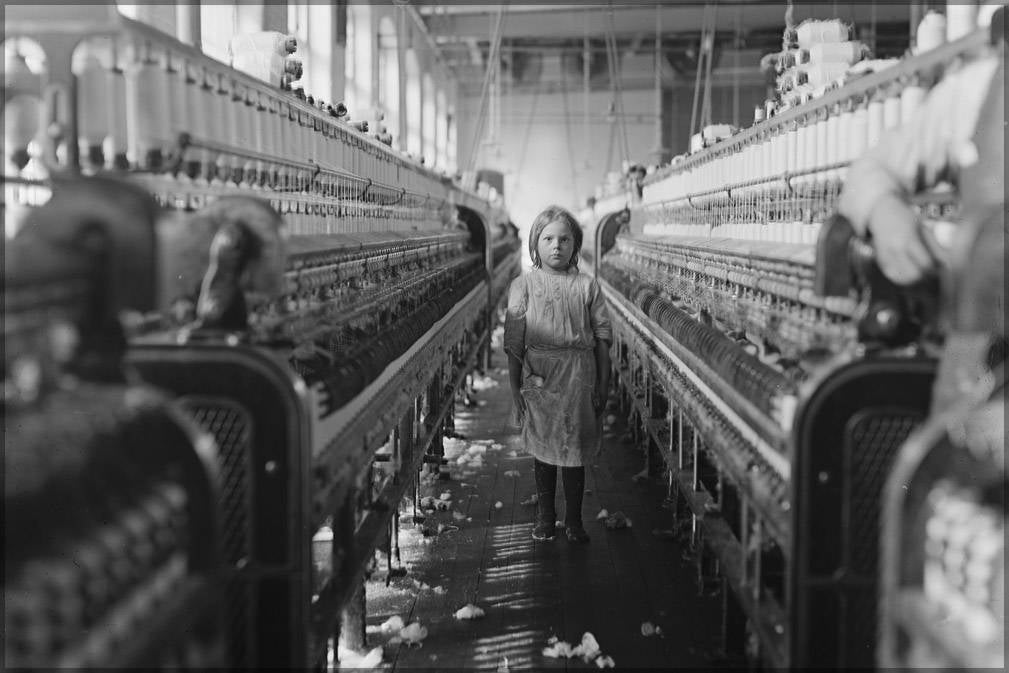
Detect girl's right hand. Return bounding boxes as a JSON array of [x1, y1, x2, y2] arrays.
[[512, 392, 527, 421]]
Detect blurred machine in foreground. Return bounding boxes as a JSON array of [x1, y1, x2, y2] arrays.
[[579, 16, 1003, 671], [3, 5, 519, 670]]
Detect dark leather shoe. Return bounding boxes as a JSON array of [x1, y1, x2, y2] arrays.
[[532, 522, 556, 541], [565, 525, 590, 543]]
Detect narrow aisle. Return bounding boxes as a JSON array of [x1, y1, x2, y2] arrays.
[[357, 355, 728, 671]]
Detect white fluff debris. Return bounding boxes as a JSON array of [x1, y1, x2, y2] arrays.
[[520, 494, 538, 506], [595, 654, 616, 668], [543, 632, 606, 663], [443, 437, 468, 454], [433, 585, 446, 595], [435, 500, 452, 511], [456, 454, 471, 466], [371, 615, 404, 634], [631, 467, 649, 482], [605, 414, 617, 425], [453, 604, 486, 620], [596, 508, 610, 520], [572, 632, 601, 662], [495, 501, 504, 509], [467, 444, 488, 455], [640, 621, 658, 637], [542, 639, 574, 658], [452, 511, 467, 521], [399, 621, 428, 646], [604, 511, 632, 529], [420, 496, 436, 508], [337, 645, 383, 668], [439, 491, 452, 501], [491, 443, 505, 450], [471, 375, 499, 391], [503, 470, 520, 478], [508, 450, 520, 458]]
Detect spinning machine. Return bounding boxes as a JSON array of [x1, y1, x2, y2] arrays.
[[580, 21, 1002, 670], [3, 5, 519, 670]]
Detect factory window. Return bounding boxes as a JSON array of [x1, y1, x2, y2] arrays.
[[289, 2, 333, 103], [345, 4, 373, 124], [378, 15, 400, 148], [446, 105, 457, 174], [436, 88, 449, 170], [199, 4, 237, 64], [422, 73, 436, 166], [404, 49, 422, 157], [115, 4, 175, 37]]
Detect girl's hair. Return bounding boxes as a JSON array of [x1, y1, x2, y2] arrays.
[[528, 205, 583, 269]]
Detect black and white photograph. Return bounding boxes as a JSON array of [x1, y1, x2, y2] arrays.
[[3, 1, 1005, 670]]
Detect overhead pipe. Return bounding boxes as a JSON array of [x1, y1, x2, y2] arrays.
[[405, 3, 454, 81]]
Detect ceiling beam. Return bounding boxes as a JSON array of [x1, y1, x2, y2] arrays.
[[424, 3, 910, 43]]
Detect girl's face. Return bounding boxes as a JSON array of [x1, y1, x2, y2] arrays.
[[537, 220, 575, 272]]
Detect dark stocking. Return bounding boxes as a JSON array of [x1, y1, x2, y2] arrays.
[[534, 459, 558, 527], [561, 466, 586, 528]]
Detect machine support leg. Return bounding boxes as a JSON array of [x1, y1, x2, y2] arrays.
[[339, 583, 367, 653], [721, 575, 747, 659], [677, 409, 685, 471]]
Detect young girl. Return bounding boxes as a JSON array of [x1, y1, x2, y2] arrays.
[[504, 205, 612, 542]]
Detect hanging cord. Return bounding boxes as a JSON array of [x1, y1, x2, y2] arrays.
[[699, 2, 719, 131], [601, 35, 620, 174], [464, 5, 508, 174], [603, 111, 617, 176], [689, 2, 719, 140], [464, 6, 505, 173], [604, 6, 631, 167], [560, 76, 579, 200], [514, 76, 542, 184]]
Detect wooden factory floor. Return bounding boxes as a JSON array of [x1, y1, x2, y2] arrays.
[[351, 358, 731, 671]]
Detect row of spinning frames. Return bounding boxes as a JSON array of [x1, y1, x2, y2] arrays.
[[3, 176, 519, 670], [3, 7, 521, 669], [578, 18, 1004, 672]]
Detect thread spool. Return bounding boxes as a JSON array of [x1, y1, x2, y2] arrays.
[[849, 101, 868, 161], [901, 76, 927, 124], [237, 85, 257, 185], [916, 10, 947, 53], [796, 19, 850, 48], [199, 69, 224, 184], [866, 93, 885, 147], [221, 78, 242, 184], [947, 3, 979, 41], [75, 42, 112, 172], [785, 121, 798, 174], [4, 44, 43, 173], [825, 107, 840, 181], [883, 86, 902, 130], [977, 2, 1002, 27], [166, 52, 190, 173], [814, 110, 828, 184], [178, 62, 204, 180], [124, 41, 172, 171], [837, 102, 853, 176]]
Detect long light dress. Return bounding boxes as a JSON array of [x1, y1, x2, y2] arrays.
[[503, 266, 613, 467]]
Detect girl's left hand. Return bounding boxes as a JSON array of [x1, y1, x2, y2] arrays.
[[592, 386, 606, 417]]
